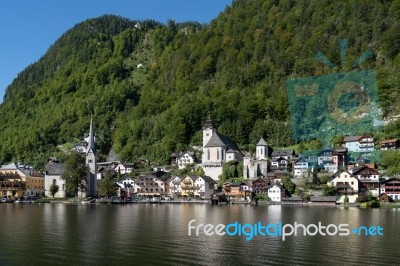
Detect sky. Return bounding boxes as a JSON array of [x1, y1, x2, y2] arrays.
[[0, 0, 232, 101]]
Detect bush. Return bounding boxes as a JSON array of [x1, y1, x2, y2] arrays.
[[344, 196, 349, 204]]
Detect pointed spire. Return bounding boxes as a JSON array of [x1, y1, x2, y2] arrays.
[[87, 117, 95, 154], [257, 138, 268, 146]]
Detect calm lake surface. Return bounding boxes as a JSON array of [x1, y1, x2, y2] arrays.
[[0, 203, 399, 266]]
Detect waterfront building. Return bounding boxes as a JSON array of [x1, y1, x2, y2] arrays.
[[44, 163, 66, 198], [317, 147, 347, 174], [293, 157, 317, 178], [267, 183, 287, 202], [380, 178, 400, 201], [351, 165, 380, 196], [0, 163, 44, 198], [328, 170, 359, 203]]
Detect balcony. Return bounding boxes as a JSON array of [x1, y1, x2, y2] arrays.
[[0, 181, 26, 190]]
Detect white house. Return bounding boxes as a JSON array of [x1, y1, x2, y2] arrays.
[[267, 183, 285, 202], [114, 162, 134, 175], [168, 176, 183, 198], [293, 157, 317, 178], [176, 152, 197, 169], [44, 163, 66, 198], [328, 170, 359, 203], [343, 135, 374, 152], [194, 176, 216, 199]]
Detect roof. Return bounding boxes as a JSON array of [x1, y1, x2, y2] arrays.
[[199, 175, 216, 184], [1, 163, 18, 170], [282, 196, 303, 201], [204, 131, 239, 151], [310, 196, 337, 202], [352, 165, 379, 175], [328, 170, 355, 182], [271, 149, 294, 157], [46, 163, 65, 176], [203, 116, 215, 130], [343, 135, 372, 142], [380, 139, 399, 144], [257, 138, 268, 146], [267, 183, 283, 190]]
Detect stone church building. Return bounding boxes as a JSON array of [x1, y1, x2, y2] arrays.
[[201, 116, 242, 180]]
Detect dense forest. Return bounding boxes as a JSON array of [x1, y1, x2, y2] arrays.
[[0, 0, 399, 169]]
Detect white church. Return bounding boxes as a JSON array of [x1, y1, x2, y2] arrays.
[[201, 116, 243, 180]]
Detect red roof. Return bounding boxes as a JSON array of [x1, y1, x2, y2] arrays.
[[343, 136, 363, 142]]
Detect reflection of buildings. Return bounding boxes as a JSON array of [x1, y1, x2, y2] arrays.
[[0, 163, 44, 198]]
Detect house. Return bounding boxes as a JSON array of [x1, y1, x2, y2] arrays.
[[222, 182, 250, 199], [328, 170, 359, 203], [267, 183, 288, 202], [180, 176, 197, 197], [351, 165, 380, 196], [380, 178, 400, 201], [317, 147, 347, 174], [293, 157, 317, 178], [271, 149, 295, 160], [252, 178, 269, 193], [44, 163, 66, 198], [201, 116, 243, 180], [194, 176, 216, 199], [380, 139, 400, 150], [309, 196, 338, 206], [135, 171, 170, 197], [168, 176, 182, 198], [343, 135, 374, 152], [0, 163, 45, 199], [114, 162, 134, 175], [175, 152, 197, 169], [270, 157, 290, 172]]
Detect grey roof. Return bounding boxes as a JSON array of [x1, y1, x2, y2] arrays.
[[204, 132, 239, 151], [199, 175, 216, 184], [1, 163, 18, 170], [271, 149, 294, 157], [257, 138, 268, 146], [46, 163, 65, 176], [310, 196, 337, 202]]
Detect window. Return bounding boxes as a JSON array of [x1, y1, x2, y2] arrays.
[[217, 149, 220, 160], [207, 149, 210, 161], [52, 179, 56, 186]]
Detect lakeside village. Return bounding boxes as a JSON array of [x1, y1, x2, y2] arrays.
[[1, 116, 400, 207]]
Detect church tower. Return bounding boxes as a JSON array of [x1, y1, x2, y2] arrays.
[[86, 117, 97, 197], [202, 114, 215, 147], [256, 138, 268, 160]]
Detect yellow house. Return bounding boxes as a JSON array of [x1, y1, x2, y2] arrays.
[[0, 163, 44, 198]]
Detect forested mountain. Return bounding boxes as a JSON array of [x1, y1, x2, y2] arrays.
[[0, 0, 400, 168]]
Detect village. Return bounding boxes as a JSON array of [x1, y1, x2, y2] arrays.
[[0, 116, 399, 206]]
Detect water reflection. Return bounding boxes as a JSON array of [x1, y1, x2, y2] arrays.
[[0, 204, 399, 265]]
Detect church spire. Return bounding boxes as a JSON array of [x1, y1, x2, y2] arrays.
[[87, 117, 95, 155]]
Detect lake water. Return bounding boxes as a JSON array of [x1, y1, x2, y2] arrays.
[[0, 203, 399, 266]]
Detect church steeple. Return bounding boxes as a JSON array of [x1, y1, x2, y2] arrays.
[[87, 117, 95, 155]]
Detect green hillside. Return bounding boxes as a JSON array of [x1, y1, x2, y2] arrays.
[[1, 0, 400, 168]]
